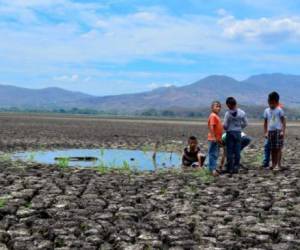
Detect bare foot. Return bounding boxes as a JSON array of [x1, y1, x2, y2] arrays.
[[212, 170, 219, 177], [278, 165, 285, 171]]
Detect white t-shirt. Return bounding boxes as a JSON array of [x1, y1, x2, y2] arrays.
[[263, 107, 284, 131]]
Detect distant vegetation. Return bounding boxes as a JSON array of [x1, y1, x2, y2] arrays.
[[1, 106, 300, 120], [138, 106, 300, 120], [0, 107, 118, 116]]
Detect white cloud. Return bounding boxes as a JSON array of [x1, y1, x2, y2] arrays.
[[0, 0, 104, 10], [5, 1, 290, 69], [0, 0, 105, 26], [54, 74, 79, 82], [216, 8, 228, 16], [0, 0, 60, 7], [84, 77, 91, 82], [220, 15, 300, 42], [0, 0, 300, 95], [0, 2, 231, 65], [147, 83, 174, 90]]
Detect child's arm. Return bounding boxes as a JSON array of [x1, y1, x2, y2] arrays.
[[263, 109, 268, 138], [281, 116, 286, 137], [197, 153, 203, 167], [241, 114, 248, 129], [220, 147, 226, 169], [209, 124, 217, 141], [264, 119, 268, 138], [181, 153, 186, 166], [223, 112, 229, 131]]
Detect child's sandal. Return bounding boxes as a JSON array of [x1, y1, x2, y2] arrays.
[[216, 169, 222, 175]]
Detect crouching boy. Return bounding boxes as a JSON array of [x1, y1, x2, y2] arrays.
[[182, 136, 205, 168]]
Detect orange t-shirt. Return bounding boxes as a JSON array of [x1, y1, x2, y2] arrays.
[[207, 113, 223, 141]]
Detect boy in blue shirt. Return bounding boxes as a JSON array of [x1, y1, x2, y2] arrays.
[[223, 97, 248, 174]]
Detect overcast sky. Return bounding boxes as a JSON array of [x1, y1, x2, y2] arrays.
[[0, 0, 300, 95]]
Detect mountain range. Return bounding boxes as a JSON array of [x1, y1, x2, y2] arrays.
[[1, 73, 300, 111], [0, 84, 91, 109]]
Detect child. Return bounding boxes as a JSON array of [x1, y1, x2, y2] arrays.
[[262, 102, 284, 168], [264, 92, 286, 169], [223, 97, 248, 174], [182, 136, 205, 168], [207, 101, 223, 176]]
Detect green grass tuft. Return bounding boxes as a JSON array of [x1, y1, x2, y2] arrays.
[[25, 201, 32, 208], [191, 168, 214, 183], [27, 152, 36, 162], [160, 187, 167, 195], [56, 157, 70, 169], [0, 198, 7, 208], [94, 160, 136, 174], [0, 154, 12, 162]]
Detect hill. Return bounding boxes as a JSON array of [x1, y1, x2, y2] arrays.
[[0, 74, 299, 112], [0, 85, 92, 108], [74, 73, 300, 111]]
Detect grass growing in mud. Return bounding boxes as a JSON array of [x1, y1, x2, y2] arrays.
[[57, 157, 70, 169], [25, 201, 32, 209], [0, 153, 12, 162], [0, 198, 7, 208], [191, 168, 215, 183], [155, 167, 214, 184], [95, 160, 137, 174], [27, 152, 36, 162], [95, 149, 137, 174], [243, 152, 264, 167]]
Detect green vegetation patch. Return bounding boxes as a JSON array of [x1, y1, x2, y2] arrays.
[[56, 157, 70, 169], [191, 168, 215, 183], [0, 197, 8, 208]]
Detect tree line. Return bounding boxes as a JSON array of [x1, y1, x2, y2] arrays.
[[0, 106, 299, 120]]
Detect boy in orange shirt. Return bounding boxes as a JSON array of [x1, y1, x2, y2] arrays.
[[207, 101, 223, 176]]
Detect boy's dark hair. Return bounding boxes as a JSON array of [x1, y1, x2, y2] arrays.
[[226, 97, 237, 106], [268, 91, 280, 103], [189, 136, 197, 141], [211, 100, 221, 108]]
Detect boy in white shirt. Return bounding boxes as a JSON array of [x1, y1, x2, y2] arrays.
[[264, 92, 286, 170]]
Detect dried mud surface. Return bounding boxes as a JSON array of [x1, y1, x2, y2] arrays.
[[0, 114, 299, 250]]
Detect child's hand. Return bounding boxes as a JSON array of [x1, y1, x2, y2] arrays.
[[280, 131, 285, 138], [264, 132, 268, 139], [217, 139, 223, 146]]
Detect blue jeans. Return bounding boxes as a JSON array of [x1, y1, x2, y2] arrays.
[[241, 136, 251, 151], [207, 141, 220, 172], [226, 131, 242, 173], [262, 138, 271, 167]]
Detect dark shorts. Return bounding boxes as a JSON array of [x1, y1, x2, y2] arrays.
[[182, 155, 206, 167], [268, 130, 284, 149], [182, 160, 199, 168]]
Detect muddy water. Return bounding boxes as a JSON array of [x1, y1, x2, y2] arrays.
[[12, 148, 181, 170]]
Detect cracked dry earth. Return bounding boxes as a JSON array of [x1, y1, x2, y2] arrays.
[[0, 161, 299, 250], [0, 115, 299, 250]]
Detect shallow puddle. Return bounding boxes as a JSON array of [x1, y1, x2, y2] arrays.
[[12, 148, 181, 170]]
